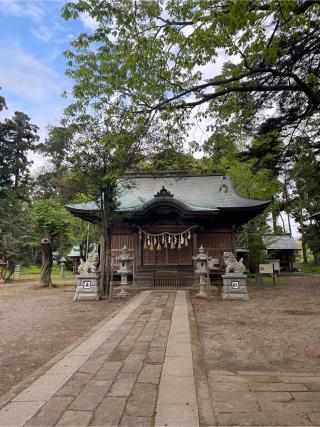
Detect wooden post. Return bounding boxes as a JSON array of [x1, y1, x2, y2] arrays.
[[192, 231, 198, 256], [132, 232, 138, 284]]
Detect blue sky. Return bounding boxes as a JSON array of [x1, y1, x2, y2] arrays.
[[0, 0, 96, 141]]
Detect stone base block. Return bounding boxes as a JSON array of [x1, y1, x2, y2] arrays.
[[222, 274, 249, 300], [74, 273, 101, 301]]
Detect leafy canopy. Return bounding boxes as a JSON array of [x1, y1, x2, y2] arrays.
[[62, 0, 320, 142], [32, 198, 73, 241], [0, 111, 39, 192]]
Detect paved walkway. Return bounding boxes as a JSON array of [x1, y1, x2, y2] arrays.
[[0, 290, 319, 426]]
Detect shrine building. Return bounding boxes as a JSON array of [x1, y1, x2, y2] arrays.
[[67, 172, 270, 286]]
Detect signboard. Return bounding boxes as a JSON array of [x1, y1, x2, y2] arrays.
[[231, 281, 239, 289], [259, 263, 276, 286], [259, 264, 274, 274], [268, 259, 280, 274], [83, 281, 91, 289]]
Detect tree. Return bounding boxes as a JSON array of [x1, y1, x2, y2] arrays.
[[305, 223, 320, 265], [137, 147, 201, 173], [0, 111, 39, 192], [44, 114, 152, 294], [62, 0, 320, 143], [0, 193, 34, 278], [199, 136, 278, 272], [32, 198, 72, 287], [0, 89, 6, 112]]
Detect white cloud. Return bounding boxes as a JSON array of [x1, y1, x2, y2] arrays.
[[80, 12, 98, 31], [0, 0, 44, 21], [0, 44, 63, 102], [31, 24, 53, 42]]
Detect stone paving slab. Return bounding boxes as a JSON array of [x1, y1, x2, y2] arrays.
[[208, 370, 320, 426], [1, 289, 320, 427]]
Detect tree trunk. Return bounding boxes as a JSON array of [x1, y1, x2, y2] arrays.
[[105, 226, 112, 296], [14, 170, 19, 190], [272, 209, 277, 233], [32, 248, 39, 265], [40, 238, 53, 287], [313, 252, 319, 266], [299, 211, 308, 265], [279, 213, 286, 233], [100, 189, 113, 296], [287, 212, 292, 236], [283, 172, 292, 236]]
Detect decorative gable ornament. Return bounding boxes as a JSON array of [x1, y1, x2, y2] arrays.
[[154, 186, 174, 198]]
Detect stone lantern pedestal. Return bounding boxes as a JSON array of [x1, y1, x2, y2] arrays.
[[116, 246, 133, 297], [193, 245, 209, 299]]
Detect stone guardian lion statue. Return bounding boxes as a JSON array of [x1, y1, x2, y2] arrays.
[[223, 252, 246, 274], [78, 252, 99, 274]]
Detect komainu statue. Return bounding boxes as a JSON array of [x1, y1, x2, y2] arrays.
[[78, 252, 99, 274], [223, 252, 246, 274]]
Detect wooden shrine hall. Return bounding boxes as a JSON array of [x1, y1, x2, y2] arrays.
[[67, 172, 270, 286]]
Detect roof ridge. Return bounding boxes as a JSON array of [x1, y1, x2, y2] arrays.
[[124, 171, 226, 178]]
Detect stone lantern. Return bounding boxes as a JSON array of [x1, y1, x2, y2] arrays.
[[117, 246, 133, 297], [193, 245, 209, 298], [60, 256, 66, 278]]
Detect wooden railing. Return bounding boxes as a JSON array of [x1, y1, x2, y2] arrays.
[[153, 270, 182, 287]]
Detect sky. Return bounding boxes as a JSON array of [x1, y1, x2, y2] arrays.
[[0, 0, 96, 148], [0, 1, 224, 148]]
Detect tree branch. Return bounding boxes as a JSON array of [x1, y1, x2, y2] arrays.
[[157, 84, 301, 111]]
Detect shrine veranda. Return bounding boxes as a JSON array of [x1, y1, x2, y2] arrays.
[[67, 172, 270, 286]]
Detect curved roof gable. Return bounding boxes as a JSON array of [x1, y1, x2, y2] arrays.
[[117, 174, 268, 211], [66, 173, 270, 218]]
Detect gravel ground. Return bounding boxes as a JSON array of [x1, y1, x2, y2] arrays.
[[192, 276, 320, 373], [0, 278, 125, 397]]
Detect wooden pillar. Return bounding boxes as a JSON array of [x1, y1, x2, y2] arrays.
[[192, 231, 198, 256], [192, 231, 198, 287], [231, 224, 236, 254], [132, 232, 138, 284]]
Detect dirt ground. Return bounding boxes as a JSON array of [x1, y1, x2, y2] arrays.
[[0, 278, 125, 397], [192, 276, 320, 373]]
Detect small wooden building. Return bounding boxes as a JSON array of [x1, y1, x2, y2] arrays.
[[67, 172, 269, 286], [262, 234, 299, 271], [67, 245, 81, 274]]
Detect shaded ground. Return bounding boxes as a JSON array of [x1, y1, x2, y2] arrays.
[[192, 276, 320, 373], [0, 277, 125, 397]]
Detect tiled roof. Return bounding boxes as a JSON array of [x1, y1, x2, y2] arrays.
[[67, 245, 81, 258], [67, 174, 270, 214], [263, 235, 298, 250]]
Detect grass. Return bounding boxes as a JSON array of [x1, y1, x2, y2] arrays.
[[21, 264, 74, 277], [247, 275, 278, 287], [295, 262, 320, 275]]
